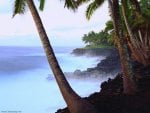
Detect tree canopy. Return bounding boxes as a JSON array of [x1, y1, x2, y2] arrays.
[[65, 0, 150, 94], [82, 28, 114, 48]]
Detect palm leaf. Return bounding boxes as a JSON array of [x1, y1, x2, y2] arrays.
[[86, 0, 105, 20], [76, 0, 90, 6], [86, 1, 98, 20], [64, 0, 77, 10], [13, 0, 26, 17], [95, 0, 105, 6], [39, 0, 45, 11], [105, 20, 114, 32]]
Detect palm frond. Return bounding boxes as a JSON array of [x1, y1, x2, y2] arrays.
[[76, 0, 90, 6], [39, 0, 45, 11], [95, 0, 105, 6], [64, 0, 77, 10], [86, 2, 98, 20], [105, 20, 114, 32], [86, 0, 105, 20], [13, 0, 26, 17]]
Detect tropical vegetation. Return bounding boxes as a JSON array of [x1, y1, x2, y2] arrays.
[[12, 0, 99, 113], [65, 0, 150, 95], [11, 0, 150, 113], [82, 30, 114, 48]]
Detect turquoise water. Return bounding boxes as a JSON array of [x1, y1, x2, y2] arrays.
[[0, 46, 104, 113]]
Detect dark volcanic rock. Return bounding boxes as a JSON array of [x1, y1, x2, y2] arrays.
[[56, 48, 150, 113], [95, 50, 120, 74], [56, 74, 150, 113], [72, 48, 116, 56], [73, 48, 121, 77]]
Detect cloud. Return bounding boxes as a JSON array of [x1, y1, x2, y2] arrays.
[[0, 0, 110, 46], [0, 0, 5, 5], [0, 13, 36, 37]]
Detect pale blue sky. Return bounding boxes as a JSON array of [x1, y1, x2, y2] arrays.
[[0, 0, 110, 47]]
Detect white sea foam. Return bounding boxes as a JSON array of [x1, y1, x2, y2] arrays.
[[0, 46, 106, 113]]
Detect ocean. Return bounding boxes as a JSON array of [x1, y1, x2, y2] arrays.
[[0, 46, 106, 113]]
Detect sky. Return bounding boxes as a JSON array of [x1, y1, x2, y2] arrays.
[[0, 0, 110, 47]]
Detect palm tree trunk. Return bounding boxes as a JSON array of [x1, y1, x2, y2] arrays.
[[108, 0, 137, 94], [121, 0, 147, 65], [121, 0, 135, 43], [26, 0, 98, 113], [122, 0, 150, 65], [129, 0, 141, 13]]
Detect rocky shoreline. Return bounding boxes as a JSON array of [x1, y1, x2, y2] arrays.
[[71, 48, 121, 78], [72, 48, 116, 56], [56, 73, 150, 113], [56, 48, 150, 113]]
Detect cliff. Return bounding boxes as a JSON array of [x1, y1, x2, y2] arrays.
[[56, 48, 150, 113], [72, 48, 121, 78], [56, 72, 150, 113], [72, 48, 116, 56]]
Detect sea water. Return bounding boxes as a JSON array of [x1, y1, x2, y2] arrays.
[[0, 46, 106, 113]]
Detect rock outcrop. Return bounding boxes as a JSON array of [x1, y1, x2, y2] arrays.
[[56, 48, 150, 113], [72, 48, 121, 78]]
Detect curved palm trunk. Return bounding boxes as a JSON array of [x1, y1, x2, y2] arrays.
[[26, 0, 98, 113], [121, 0, 147, 65], [122, 0, 150, 65], [108, 0, 137, 94]]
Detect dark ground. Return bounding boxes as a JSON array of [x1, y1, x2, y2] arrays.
[[72, 48, 121, 77], [56, 48, 150, 113], [56, 73, 150, 113]]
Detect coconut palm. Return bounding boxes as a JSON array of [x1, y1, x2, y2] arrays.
[[121, 0, 150, 66], [108, 0, 137, 94], [13, 0, 98, 113], [129, 0, 141, 13], [65, 0, 137, 94]]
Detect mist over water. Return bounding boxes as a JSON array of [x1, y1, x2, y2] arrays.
[[0, 46, 106, 113]]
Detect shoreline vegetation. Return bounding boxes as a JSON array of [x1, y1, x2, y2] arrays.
[[11, 0, 149, 113], [56, 47, 150, 113]]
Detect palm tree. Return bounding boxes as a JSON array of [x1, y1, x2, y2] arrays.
[[108, 0, 137, 94], [129, 0, 141, 13], [65, 0, 137, 94], [121, 0, 150, 66], [13, 0, 98, 113]]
